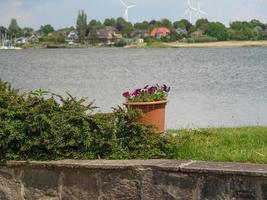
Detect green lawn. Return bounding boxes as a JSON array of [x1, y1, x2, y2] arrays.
[[167, 127, 267, 164]]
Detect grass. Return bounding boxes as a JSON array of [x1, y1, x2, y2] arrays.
[[145, 42, 171, 48], [168, 127, 267, 164]]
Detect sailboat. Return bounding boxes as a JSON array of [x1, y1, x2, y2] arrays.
[[0, 30, 22, 50]]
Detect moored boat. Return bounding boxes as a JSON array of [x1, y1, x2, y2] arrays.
[[46, 44, 66, 48]]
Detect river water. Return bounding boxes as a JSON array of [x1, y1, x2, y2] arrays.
[[0, 48, 267, 129]]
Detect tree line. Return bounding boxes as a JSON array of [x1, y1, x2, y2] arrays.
[[5, 11, 267, 43]]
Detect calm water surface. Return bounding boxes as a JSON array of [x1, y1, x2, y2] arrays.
[[0, 48, 267, 129]]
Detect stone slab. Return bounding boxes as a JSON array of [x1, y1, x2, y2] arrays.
[[2, 160, 187, 171], [180, 161, 267, 177]]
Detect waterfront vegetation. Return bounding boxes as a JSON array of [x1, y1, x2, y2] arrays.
[[2, 13, 267, 49], [0, 80, 266, 163]]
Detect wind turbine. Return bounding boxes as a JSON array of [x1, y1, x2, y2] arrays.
[[194, 0, 207, 19], [184, 0, 196, 23], [119, 0, 136, 22]]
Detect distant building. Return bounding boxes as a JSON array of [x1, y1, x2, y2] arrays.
[[190, 30, 204, 37], [16, 34, 39, 45], [65, 31, 78, 44], [86, 27, 122, 45], [131, 30, 149, 38], [28, 34, 39, 43], [16, 37, 28, 45], [176, 28, 188, 36], [150, 27, 171, 39], [35, 32, 44, 39], [135, 38, 144, 44]]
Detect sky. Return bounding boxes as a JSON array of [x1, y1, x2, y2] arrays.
[[0, 0, 267, 30]]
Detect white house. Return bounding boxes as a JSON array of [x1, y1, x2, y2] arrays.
[[16, 37, 29, 45], [16, 34, 39, 45], [65, 31, 78, 44]]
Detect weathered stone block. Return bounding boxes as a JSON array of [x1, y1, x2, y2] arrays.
[[61, 169, 99, 200], [99, 169, 141, 200], [200, 176, 230, 200], [229, 177, 258, 200], [148, 170, 198, 200], [261, 184, 267, 200], [0, 168, 21, 200], [22, 168, 60, 200], [0, 160, 267, 200]]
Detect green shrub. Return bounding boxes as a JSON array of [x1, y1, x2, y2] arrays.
[[184, 35, 218, 43], [204, 22, 229, 41], [160, 31, 181, 43], [144, 36, 159, 44], [0, 80, 171, 161], [114, 39, 127, 47], [40, 33, 65, 44]]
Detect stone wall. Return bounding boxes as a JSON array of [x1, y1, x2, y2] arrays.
[[0, 160, 267, 200]]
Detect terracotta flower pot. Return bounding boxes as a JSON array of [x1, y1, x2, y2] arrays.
[[124, 100, 168, 134]]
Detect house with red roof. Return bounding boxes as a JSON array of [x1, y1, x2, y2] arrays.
[[150, 27, 171, 39]]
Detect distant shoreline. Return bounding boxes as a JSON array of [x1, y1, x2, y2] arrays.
[[18, 40, 267, 49], [125, 40, 267, 49], [163, 40, 267, 48]]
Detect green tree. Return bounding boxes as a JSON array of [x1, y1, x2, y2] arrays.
[[39, 24, 54, 36], [173, 19, 192, 31], [8, 18, 22, 38], [230, 21, 253, 31], [161, 18, 173, 29], [195, 18, 209, 30], [115, 17, 133, 37], [134, 21, 149, 30], [205, 22, 228, 41], [88, 19, 103, 29], [228, 29, 247, 41], [229, 20, 265, 40], [104, 18, 116, 27], [161, 31, 181, 42], [173, 21, 183, 29], [251, 26, 263, 40], [149, 20, 162, 28], [89, 30, 98, 46], [250, 19, 265, 29], [22, 27, 34, 37], [76, 10, 87, 44]]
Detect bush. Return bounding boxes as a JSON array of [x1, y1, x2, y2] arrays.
[[114, 39, 127, 47], [160, 31, 181, 43], [40, 33, 65, 44], [144, 36, 159, 44], [204, 22, 229, 41], [0, 80, 171, 160]]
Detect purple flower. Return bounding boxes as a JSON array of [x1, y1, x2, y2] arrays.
[[162, 84, 171, 92], [132, 89, 141, 97], [148, 86, 157, 94], [122, 91, 130, 98], [123, 84, 170, 102]]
